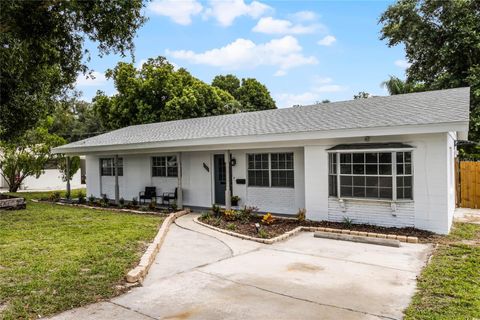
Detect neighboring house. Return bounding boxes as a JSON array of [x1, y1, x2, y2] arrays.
[[53, 88, 470, 234], [0, 158, 84, 191]]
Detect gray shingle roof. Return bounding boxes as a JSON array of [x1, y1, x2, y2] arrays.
[[55, 87, 470, 151]]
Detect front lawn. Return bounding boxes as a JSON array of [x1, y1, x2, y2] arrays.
[[0, 190, 163, 319], [405, 222, 480, 319]]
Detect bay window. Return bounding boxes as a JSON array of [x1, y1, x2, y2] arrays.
[[328, 150, 412, 200]]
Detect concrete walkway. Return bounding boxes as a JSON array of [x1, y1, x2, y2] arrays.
[[455, 207, 480, 224], [50, 214, 432, 320]]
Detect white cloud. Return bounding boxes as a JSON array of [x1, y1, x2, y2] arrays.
[[166, 35, 317, 76], [394, 59, 411, 69], [275, 76, 346, 107], [76, 71, 107, 87], [148, 0, 203, 25], [203, 0, 271, 26], [252, 17, 320, 35], [318, 35, 336, 46], [290, 10, 317, 22]]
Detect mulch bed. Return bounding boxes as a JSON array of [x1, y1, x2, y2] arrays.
[[199, 215, 440, 243]]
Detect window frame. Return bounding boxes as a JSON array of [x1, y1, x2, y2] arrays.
[[247, 152, 295, 188], [151, 155, 178, 177], [328, 149, 414, 202], [100, 157, 123, 177]]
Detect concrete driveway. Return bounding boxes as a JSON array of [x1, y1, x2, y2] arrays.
[[51, 214, 432, 320]]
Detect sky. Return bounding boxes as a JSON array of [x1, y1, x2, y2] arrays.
[[75, 0, 410, 108]]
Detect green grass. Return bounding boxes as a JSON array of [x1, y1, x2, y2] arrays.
[[0, 190, 163, 319], [405, 222, 480, 320]]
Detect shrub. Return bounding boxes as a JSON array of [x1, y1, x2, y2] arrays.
[[226, 223, 236, 231], [148, 199, 157, 210], [296, 208, 306, 222], [238, 206, 258, 222], [49, 191, 61, 202], [211, 204, 221, 217], [261, 213, 275, 225], [170, 202, 178, 211], [88, 194, 95, 204], [119, 197, 125, 205], [200, 211, 212, 220], [76, 190, 86, 204], [342, 216, 354, 229], [223, 209, 237, 221], [131, 197, 138, 206], [211, 217, 222, 226], [140, 206, 149, 211], [258, 228, 269, 238]]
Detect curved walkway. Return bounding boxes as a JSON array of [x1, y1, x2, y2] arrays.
[[50, 213, 432, 320]]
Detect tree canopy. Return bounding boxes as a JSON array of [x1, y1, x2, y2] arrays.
[[380, 0, 480, 144], [0, 0, 146, 141], [94, 59, 276, 130], [381, 76, 425, 95], [212, 74, 276, 111]]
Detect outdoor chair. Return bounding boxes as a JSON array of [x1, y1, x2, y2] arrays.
[[139, 186, 157, 204], [162, 188, 177, 205]]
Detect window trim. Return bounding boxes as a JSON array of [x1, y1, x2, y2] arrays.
[[151, 155, 178, 178], [328, 149, 414, 202], [247, 152, 295, 189]]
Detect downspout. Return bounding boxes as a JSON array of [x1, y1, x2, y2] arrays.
[[66, 156, 71, 199], [114, 155, 119, 204]]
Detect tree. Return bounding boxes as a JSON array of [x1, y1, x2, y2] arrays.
[[0, 0, 146, 141], [212, 75, 277, 111], [381, 76, 425, 95], [236, 78, 276, 111], [380, 0, 480, 146], [211, 74, 241, 97], [93, 57, 240, 130], [0, 126, 64, 192], [57, 155, 81, 182], [354, 91, 371, 99]]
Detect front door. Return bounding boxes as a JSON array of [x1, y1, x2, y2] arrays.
[[214, 154, 226, 205]]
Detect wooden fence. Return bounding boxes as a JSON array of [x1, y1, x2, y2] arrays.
[[457, 161, 480, 209]]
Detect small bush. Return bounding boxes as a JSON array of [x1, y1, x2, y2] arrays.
[[76, 190, 86, 204], [258, 228, 269, 238], [170, 202, 178, 211], [119, 197, 125, 205], [131, 197, 138, 206], [49, 191, 61, 202], [342, 216, 354, 229], [261, 213, 275, 225], [211, 204, 221, 217], [223, 209, 237, 221], [140, 206, 149, 212], [226, 223, 236, 231], [88, 194, 95, 204], [200, 212, 212, 220], [296, 208, 306, 222], [238, 206, 258, 222], [211, 217, 222, 226], [148, 199, 157, 210]]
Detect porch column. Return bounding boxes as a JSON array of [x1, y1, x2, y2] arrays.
[[177, 152, 183, 209], [114, 154, 119, 204], [66, 156, 71, 199], [225, 150, 231, 209]]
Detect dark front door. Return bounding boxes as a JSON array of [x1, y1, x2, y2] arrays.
[[214, 154, 226, 205]]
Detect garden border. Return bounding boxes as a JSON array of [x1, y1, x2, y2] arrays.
[[194, 216, 419, 244]]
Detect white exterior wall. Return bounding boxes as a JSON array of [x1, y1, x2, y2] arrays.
[[83, 132, 454, 234], [85, 148, 305, 214], [304, 133, 453, 234], [20, 169, 81, 191]]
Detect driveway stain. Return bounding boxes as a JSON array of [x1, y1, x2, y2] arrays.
[[287, 262, 324, 272], [163, 308, 197, 320]]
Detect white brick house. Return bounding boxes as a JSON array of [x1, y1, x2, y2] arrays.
[[53, 88, 471, 234]]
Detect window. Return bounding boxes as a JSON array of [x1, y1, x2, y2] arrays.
[[100, 158, 123, 176], [248, 153, 294, 188], [152, 156, 178, 177], [248, 154, 269, 187], [328, 151, 412, 200]]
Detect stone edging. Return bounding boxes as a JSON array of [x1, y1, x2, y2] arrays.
[[194, 216, 419, 244], [31, 199, 166, 216], [126, 209, 189, 283]]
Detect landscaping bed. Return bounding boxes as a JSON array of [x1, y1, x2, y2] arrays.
[[0, 194, 26, 210], [0, 190, 164, 320], [198, 207, 438, 243], [37, 190, 173, 214]]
